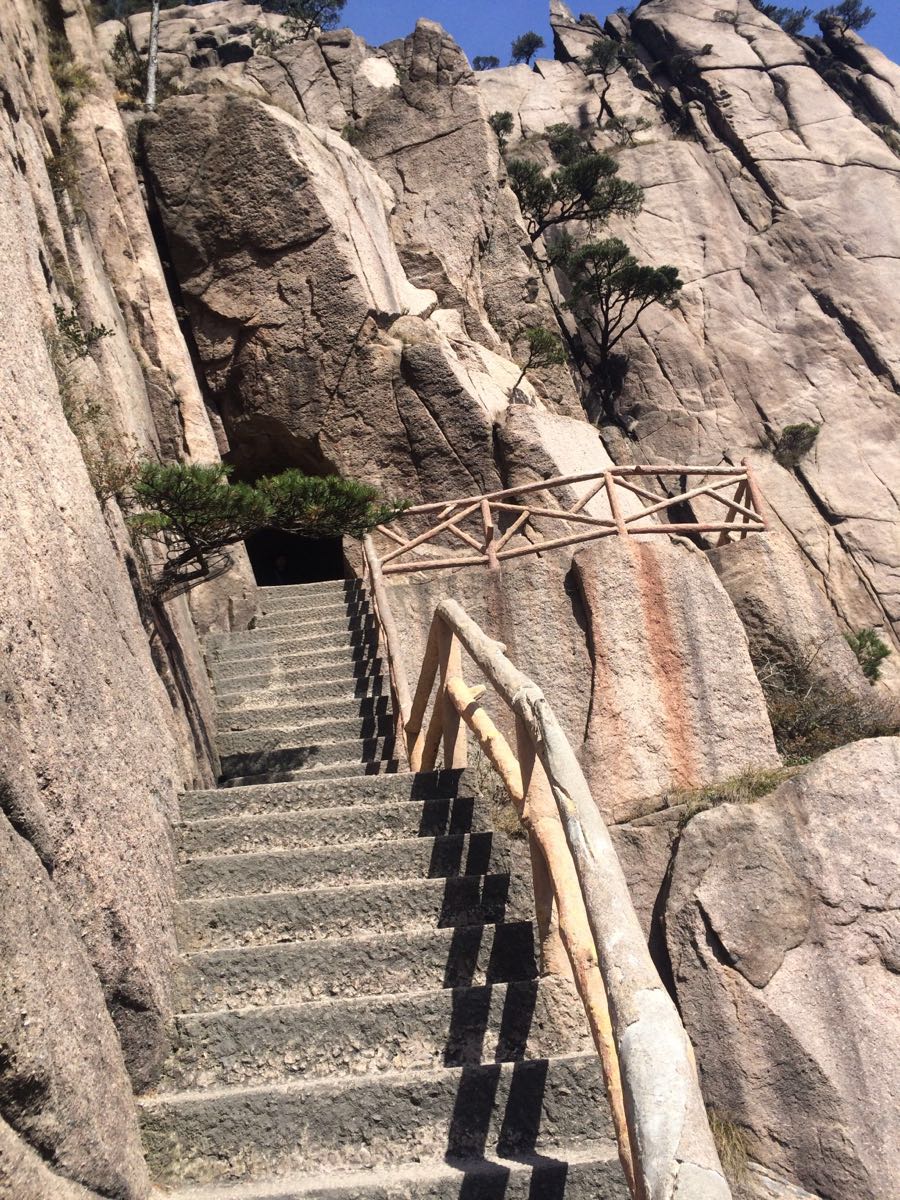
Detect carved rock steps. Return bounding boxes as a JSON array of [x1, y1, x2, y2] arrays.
[[141, 578, 629, 1198]]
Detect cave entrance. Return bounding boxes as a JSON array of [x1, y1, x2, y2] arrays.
[[244, 529, 346, 586]]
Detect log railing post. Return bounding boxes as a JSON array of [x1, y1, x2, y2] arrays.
[[363, 535, 414, 764], [481, 497, 500, 571], [407, 616, 441, 771], [605, 471, 628, 537], [716, 479, 748, 546], [437, 620, 467, 770], [515, 718, 569, 980], [742, 457, 769, 530]]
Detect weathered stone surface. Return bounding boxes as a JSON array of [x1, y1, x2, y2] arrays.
[[574, 536, 779, 821], [708, 533, 874, 698], [0, 0, 251, 1136], [620, 0, 900, 684], [667, 738, 900, 1200], [610, 806, 682, 940], [142, 91, 561, 499], [0, 1118, 107, 1200], [0, 815, 150, 1199]]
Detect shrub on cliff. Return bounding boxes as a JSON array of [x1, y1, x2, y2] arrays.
[[260, 0, 347, 38], [488, 111, 514, 151], [756, 644, 899, 762], [773, 422, 819, 468], [846, 628, 892, 682], [511, 327, 568, 395], [128, 463, 405, 600]]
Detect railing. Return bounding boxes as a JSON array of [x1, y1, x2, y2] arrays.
[[369, 460, 766, 576], [358, 566, 732, 1200]]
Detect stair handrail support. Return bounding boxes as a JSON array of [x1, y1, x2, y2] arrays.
[[397, 597, 732, 1200], [362, 535, 414, 766]]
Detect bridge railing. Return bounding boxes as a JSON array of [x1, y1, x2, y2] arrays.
[[369, 460, 766, 576], [359, 555, 733, 1200]]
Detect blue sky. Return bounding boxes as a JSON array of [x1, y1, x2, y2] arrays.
[[341, 2, 900, 67]]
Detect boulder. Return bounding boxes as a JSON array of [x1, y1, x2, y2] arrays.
[[142, 91, 549, 499], [666, 738, 900, 1200], [0, 0, 228, 1089]]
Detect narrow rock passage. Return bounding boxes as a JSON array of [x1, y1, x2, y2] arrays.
[[137, 579, 629, 1198]]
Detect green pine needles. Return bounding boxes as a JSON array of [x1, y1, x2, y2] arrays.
[[846, 628, 892, 682], [128, 462, 406, 600]]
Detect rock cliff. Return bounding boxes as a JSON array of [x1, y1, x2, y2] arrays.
[[0, 0, 898, 1197], [0, 0, 250, 1193]]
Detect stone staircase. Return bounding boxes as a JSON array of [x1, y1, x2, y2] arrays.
[[139, 579, 628, 1199]]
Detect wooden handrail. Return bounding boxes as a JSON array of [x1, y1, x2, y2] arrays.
[[370, 461, 768, 577], [390, 598, 731, 1200], [362, 535, 413, 761]]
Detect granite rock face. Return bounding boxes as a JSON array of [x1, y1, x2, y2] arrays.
[[666, 738, 900, 1200], [3, 0, 899, 1195], [546, 0, 900, 688], [0, 0, 252, 1191], [0, 816, 150, 1199]]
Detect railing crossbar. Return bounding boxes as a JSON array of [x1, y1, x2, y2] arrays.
[[399, 464, 750, 517]]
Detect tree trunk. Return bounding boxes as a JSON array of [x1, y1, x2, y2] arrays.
[[145, 0, 161, 110]]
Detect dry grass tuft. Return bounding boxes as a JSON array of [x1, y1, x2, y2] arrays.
[[667, 765, 801, 828], [708, 1109, 751, 1193]]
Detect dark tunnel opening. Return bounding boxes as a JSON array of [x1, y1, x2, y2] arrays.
[[244, 528, 347, 586]]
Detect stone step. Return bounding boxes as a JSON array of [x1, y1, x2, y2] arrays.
[[180, 770, 466, 822], [179, 832, 511, 900], [178, 799, 495, 862], [217, 720, 395, 759], [175, 873, 524, 951], [140, 1053, 610, 1188], [175, 920, 537, 1012], [257, 580, 363, 603], [221, 760, 399, 789], [218, 735, 397, 783], [214, 671, 386, 711], [208, 628, 376, 667], [255, 595, 370, 619], [157, 1144, 627, 1200], [208, 628, 375, 658], [217, 694, 392, 733], [258, 587, 366, 610], [158, 977, 592, 1091], [252, 608, 374, 633], [210, 651, 382, 688]]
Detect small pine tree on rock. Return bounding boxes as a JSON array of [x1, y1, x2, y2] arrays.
[[511, 32, 545, 65], [488, 111, 514, 151], [750, 1, 813, 36], [511, 327, 568, 395], [816, 0, 875, 34]]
